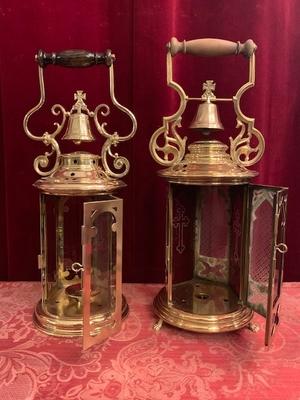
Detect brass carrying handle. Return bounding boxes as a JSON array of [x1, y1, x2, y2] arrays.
[[168, 37, 257, 58], [36, 49, 115, 68]]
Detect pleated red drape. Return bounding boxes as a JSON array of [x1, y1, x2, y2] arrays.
[[0, 0, 299, 282]]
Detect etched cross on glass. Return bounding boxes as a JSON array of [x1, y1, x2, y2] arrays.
[[173, 202, 190, 254]]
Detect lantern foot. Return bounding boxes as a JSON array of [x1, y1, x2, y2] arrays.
[[153, 318, 163, 332], [247, 322, 260, 333]]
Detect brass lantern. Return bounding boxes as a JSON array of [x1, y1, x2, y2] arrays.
[[149, 38, 288, 345], [23, 49, 137, 349]]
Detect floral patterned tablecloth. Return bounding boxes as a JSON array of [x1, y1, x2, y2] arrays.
[[0, 282, 300, 400]]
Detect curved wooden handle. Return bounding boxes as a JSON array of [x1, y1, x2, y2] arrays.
[[168, 37, 257, 58], [36, 49, 115, 68]]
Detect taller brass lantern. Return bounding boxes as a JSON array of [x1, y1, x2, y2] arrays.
[[24, 49, 137, 349], [149, 38, 288, 345]]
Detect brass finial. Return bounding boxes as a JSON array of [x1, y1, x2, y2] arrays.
[[201, 80, 216, 101]]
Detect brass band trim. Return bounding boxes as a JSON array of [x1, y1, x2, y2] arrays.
[[153, 287, 253, 333]]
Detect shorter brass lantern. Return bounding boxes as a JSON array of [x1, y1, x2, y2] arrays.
[[24, 49, 137, 349], [150, 38, 288, 345]]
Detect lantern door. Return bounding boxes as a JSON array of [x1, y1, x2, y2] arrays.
[[246, 185, 288, 345], [81, 197, 123, 350]]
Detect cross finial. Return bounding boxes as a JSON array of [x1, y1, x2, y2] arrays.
[[201, 80, 216, 100], [71, 90, 88, 113], [74, 90, 86, 101]]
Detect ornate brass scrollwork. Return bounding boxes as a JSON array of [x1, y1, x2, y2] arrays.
[[150, 37, 265, 170], [230, 54, 265, 167], [94, 64, 137, 178], [149, 52, 187, 166], [24, 58, 137, 179], [23, 67, 67, 176]]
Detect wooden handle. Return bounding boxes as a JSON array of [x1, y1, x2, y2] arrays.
[[168, 37, 257, 58], [36, 49, 115, 68]]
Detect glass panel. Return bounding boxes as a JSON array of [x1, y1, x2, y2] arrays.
[[272, 193, 287, 306], [195, 186, 231, 284], [247, 188, 275, 316], [42, 195, 93, 318], [62, 197, 83, 287], [41, 195, 118, 319], [267, 190, 288, 343], [169, 184, 196, 289], [90, 211, 116, 318], [228, 186, 246, 297], [169, 184, 245, 316], [43, 195, 77, 314], [246, 185, 288, 345], [43, 194, 59, 295], [82, 197, 122, 349]]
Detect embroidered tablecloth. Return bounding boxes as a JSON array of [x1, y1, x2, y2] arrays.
[[0, 282, 299, 400]]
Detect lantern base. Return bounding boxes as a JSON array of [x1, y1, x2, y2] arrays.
[[153, 280, 253, 333], [33, 295, 129, 337]]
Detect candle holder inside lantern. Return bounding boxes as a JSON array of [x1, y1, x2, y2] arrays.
[[24, 49, 137, 349], [149, 38, 288, 345]]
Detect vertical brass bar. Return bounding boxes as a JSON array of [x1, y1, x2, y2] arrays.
[[194, 188, 202, 278], [167, 183, 173, 306], [249, 53, 255, 84], [265, 191, 280, 345], [108, 212, 112, 311], [166, 51, 173, 85], [109, 209, 114, 312], [82, 222, 92, 350], [40, 193, 47, 302], [113, 199, 123, 326], [276, 192, 288, 300], [241, 185, 250, 303], [56, 196, 65, 285], [225, 187, 231, 284]]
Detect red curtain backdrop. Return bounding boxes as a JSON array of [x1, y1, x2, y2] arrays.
[[0, 0, 299, 282]]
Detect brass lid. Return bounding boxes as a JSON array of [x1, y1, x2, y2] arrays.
[[34, 152, 125, 195], [158, 140, 257, 185]]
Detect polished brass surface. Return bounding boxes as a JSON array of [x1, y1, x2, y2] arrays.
[[62, 91, 95, 143], [172, 280, 239, 315], [246, 186, 288, 346], [189, 81, 224, 132], [149, 51, 187, 167], [24, 51, 136, 348], [63, 113, 94, 144], [33, 294, 129, 337], [153, 280, 253, 333], [189, 102, 224, 131], [24, 63, 137, 179], [158, 140, 257, 184], [82, 198, 123, 349], [37, 193, 125, 346], [149, 37, 265, 170], [34, 152, 125, 195], [149, 37, 287, 345]]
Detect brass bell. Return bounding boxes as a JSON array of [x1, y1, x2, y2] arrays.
[[189, 100, 224, 132], [62, 112, 95, 145], [62, 90, 95, 144]]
